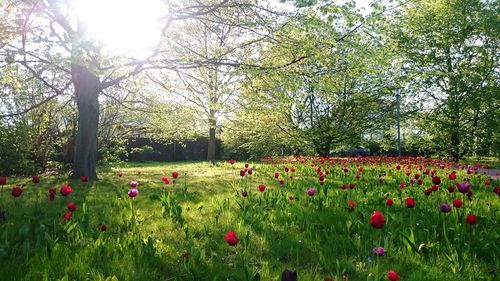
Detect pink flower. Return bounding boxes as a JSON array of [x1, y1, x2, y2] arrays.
[[128, 188, 138, 198], [307, 188, 316, 196]]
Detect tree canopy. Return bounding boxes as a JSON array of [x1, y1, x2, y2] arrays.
[[0, 0, 498, 175]]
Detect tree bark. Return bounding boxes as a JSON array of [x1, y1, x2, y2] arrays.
[[72, 64, 100, 180], [207, 114, 216, 164]]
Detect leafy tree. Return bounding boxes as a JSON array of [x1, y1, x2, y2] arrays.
[[390, 0, 499, 160], [228, 2, 396, 156]]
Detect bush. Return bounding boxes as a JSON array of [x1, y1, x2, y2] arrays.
[[0, 123, 41, 175]]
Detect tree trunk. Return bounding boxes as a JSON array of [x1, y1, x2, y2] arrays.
[[207, 114, 216, 164], [72, 64, 100, 180]]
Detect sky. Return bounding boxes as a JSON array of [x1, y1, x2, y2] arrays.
[[74, 0, 376, 58]]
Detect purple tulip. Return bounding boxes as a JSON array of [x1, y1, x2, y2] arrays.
[[281, 269, 297, 281], [343, 166, 349, 173], [130, 181, 139, 188], [128, 188, 139, 198], [457, 181, 471, 193], [372, 246, 385, 256], [247, 169, 253, 175], [307, 188, 316, 196], [241, 191, 248, 197], [439, 202, 452, 213]]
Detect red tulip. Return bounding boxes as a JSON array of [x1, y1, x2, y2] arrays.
[[101, 223, 107, 231], [60, 184, 72, 196], [341, 183, 347, 190], [162, 176, 170, 184], [172, 171, 179, 179], [67, 202, 77, 212], [465, 214, 477, 225], [405, 197, 415, 208], [0, 176, 6, 185], [493, 186, 500, 196], [387, 270, 400, 281], [349, 182, 355, 189], [432, 176, 441, 185], [244, 163, 249, 168], [452, 199, 463, 208], [386, 198, 394, 206], [62, 212, 73, 222], [48, 188, 57, 201], [225, 231, 238, 246], [348, 200, 356, 211], [399, 182, 406, 189], [279, 179, 285, 185], [290, 167, 296, 173], [80, 176, 89, 182], [274, 172, 279, 179], [32, 175, 41, 184], [117, 172, 123, 177], [370, 211, 385, 229], [11, 187, 23, 197], [449, 172, 456, 180], [258, 184, 266, 192], [240, 169, 246, 177], [229, 159, 235, 165]]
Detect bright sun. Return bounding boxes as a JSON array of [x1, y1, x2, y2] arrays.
[[74, 0, 166, 58]]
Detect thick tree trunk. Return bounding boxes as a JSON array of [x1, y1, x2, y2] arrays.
[[207, 114, 216, 164], [72, 64, 100, 180]]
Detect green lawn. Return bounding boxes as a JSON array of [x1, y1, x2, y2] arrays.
[[0, 160, 498, 281]]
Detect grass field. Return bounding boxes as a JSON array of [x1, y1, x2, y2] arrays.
[[0, 158, 499, 281]]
